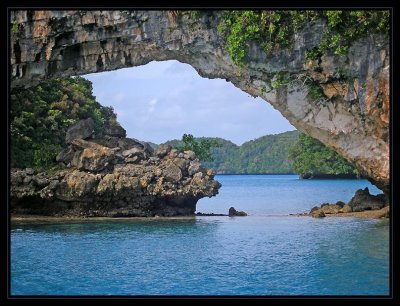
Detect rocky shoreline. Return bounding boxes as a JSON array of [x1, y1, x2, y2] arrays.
[[290, 187, 389, 219], [10, 119, 221, 217]]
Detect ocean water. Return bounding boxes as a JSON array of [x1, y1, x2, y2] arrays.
[[10, 175, 390, 296]]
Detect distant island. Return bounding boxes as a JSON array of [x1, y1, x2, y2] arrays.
[[159, 132, 359, 178]]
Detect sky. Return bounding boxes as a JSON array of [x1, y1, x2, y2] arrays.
[[83, 60, 295, 145]]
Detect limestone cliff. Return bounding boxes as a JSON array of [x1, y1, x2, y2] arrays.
[[9, 10, 390, 195]]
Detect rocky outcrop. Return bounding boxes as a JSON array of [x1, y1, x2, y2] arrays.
[[9, 10, 389, 196], [10, 119, 221, 217], [310, 209, 326, 218], [347, 187, 387, 212], [228, 207, 247, 216], [306, 188, 388, 216]]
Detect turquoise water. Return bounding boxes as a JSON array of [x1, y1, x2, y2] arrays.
[[11, 175, 389, 296]]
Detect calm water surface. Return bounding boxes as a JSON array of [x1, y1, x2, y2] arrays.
[[11, 175, 389, 296]]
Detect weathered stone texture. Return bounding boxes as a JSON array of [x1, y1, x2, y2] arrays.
[[10, 10, 389, 193]]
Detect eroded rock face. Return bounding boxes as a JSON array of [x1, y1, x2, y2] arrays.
[[10, 10, 389, 194], [347, 187, 387, 212], [10, 119, 221, 217]]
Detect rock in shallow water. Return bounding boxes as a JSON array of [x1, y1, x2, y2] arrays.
[[228, 207, 247, 216], [10, 119, 221, 217]]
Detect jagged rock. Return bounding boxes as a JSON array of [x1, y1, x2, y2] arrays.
[[311, 209, 326, 218], [103, 122, 126, 137], [125, 156, 141, 163], [10, 118, 221, 217], [310, 206, 320, 213], [183, 150, 195, 160], [32, 177, 49, 187], [168, 149, 178, 159], [339, 204, 352, 213], [56, 147, 75, 164], [348, 188, 386, 212], [118, 138, 144, 151], [162, 160, 182, 182], [71, 139, 115, 172], [172, 158, 188, 172], [122, 147, 143, 158], [25, 168, 34, 175], [142, 142, 154, 157], [321, 204, 342, 214], [65, 118, 95, 144], [228, 207, 247, 216], [188, 160, 204, 176], [156, 144, 171, 158]]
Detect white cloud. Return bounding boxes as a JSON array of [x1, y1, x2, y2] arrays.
[[149, 98, 158, 106], [148, 98, 158, 113], [83, 60, 295, 145], [113, 92, 126, 103]]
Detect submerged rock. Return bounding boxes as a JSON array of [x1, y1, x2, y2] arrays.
[[10, 119, 221, 217]]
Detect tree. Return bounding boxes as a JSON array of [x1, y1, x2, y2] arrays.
[[288, 133, 358, 177], [10, 76, 117, 170], [178, 134, 221, 162]]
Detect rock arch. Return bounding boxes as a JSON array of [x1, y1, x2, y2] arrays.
[[10, 10, 390, 194]]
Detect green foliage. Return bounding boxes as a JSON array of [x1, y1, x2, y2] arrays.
[[187, 10, 201, 20], [11, 22, 19, 34], [33, 143, 63, 169], [218, 10, 389, 65], [288, 133, 358, 176], [307, 83, 325, 101], [10, 76, 117, 170], [164, 131, 299, 173], [176, 133, 221, 162]]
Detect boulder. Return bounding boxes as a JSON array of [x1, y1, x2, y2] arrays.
[[71, 139, 115, 172], [156, 144, 172, 158], [183, 150, 196, 160], [118, 138, 144, 151], [56, 146, 75, 164], [348, 188, 386, 212], [311, 209, 326, 218], [25, 168, 35, 175], [162, 160, 182, 182], [228, 207, 247, 216], [122, 147, 144, 158], [188, 160, 204, 176], [65, 118, 95, 143], [321, 204, 341, 214], [103, 122, 126, 137], [339, 204, 352, 213]]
